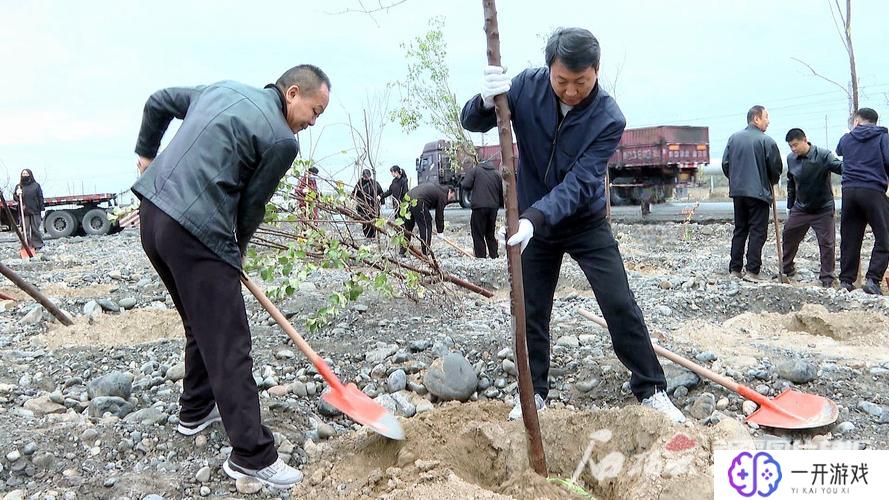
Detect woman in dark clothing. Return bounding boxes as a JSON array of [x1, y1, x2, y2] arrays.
[[13, 169, 45, 250], [352, 169, 384, 238], [381, 165, 409, 209]]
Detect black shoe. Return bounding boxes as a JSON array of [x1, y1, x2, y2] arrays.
[[820, 280, 835, 288], [862, 280, 883, 296], [839, 282, 855, 292]]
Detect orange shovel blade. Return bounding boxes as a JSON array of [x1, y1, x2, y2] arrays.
[[323, 383, 405, 440], [19, 246, 35, 259], [746, 389, 838, 429]]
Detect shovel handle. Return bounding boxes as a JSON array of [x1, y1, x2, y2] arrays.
[[240, 274, 345, 392]]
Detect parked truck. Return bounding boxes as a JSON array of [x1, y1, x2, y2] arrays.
[[415, 140, 517, 208], [1, 192, 121, 238], [416, 125, 708, 207]]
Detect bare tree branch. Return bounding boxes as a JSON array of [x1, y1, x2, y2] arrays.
[[791, 57, 851, 97], [325, 0, 408, 27]]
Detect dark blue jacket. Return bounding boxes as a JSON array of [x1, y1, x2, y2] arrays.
[[461, 68, 625, 235], [836, 124, 889, 192]]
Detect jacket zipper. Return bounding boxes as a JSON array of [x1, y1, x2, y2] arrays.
[[543, 117, 566, 185]]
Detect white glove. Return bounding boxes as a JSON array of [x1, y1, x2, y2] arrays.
[[506, 218, 534, 252], [481, 65, 511, 109]]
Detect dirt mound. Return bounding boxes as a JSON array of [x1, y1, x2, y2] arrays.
[[38, 309, 183, 348], [293, 401, 732, 499], [0, 283, 115, 300], [671, 304, 889, 367]]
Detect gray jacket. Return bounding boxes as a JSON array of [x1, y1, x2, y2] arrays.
[[461, 162, 503, 209], [722, 124, 783, 202], [132, 81, 298, 269]]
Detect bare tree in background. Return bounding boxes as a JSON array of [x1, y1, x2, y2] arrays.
[[792, 0, 858, 116], [328, 0, 407, 27]]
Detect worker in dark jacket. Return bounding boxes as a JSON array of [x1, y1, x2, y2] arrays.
[[462, 27, 684, 424], [132, 65, 330, 489], [381, 165, 409, 209], [13, 169, 45, 250], [782, 128, 842, 287], [836, 107, 889, 295], [722, 105, 784, 281], [352, 169, 383, 238], [399, 183, 455, 256], [461, 160, 503, 258]]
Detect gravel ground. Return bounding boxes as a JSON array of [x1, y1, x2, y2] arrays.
[[0, 214, 887, 499]]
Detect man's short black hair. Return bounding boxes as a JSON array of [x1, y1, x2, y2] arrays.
[[545, 27, 600, 71], [855, 107, 879, 124], [276, 64, 331, 95], [747, 105, 766, 124], [308, 166, 319, 174], [785, 128, 807, 143]]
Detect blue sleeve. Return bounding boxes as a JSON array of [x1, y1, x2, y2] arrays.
[[882, 135, 889, 173], [529, 116, 625, 227], [460, 71, 524, 133], [835, 136, 844, 157]]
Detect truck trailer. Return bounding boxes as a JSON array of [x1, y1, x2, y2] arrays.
[[1, 192, 120, 238]]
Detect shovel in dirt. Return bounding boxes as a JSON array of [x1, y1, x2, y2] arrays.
[[241, 274, 405, 440], [577, 309, 838, 430], [769, 185, 790, 284]]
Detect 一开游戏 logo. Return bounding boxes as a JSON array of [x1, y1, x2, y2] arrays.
[[728, 451, 783, 497]]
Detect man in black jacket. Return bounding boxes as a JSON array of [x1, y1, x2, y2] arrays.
[[461, 27, 684, 424], [132, 65, 330, 489], [461, 160, 503, 258], [352, 169, 383, 238], [836, 107, 889, 295], [399, 183, 456, 256], [722, 106, 784, 281], [782, 128, 842, 287]]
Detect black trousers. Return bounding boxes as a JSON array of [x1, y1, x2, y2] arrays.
[[522, 218, 666, 401], [470, 207, 498, 258], [24, 214, 44, 249], [839, 187, 889, 284], [357, 204, 378, 239], [402, 203, 433, 255], [730, 196, 770, 274], [139, 200, 276, 469], [782, 208, 836, 284]]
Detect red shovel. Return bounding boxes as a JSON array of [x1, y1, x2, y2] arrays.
[[241, 274, 404, 440], [578, 309, 838, 430]]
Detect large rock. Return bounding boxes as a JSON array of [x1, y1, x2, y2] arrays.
[[88, 396, 134, 418], [87, 371, 134, 399], [423, 353, 478, 402], [23, 395, 66, 415], [123, 407, 167, 426], [365, 344, 398, 365], [387, 369, 407, 393], [776, 359, 817, 384], [664, 364, 700, 393], [165, 363, 185, 382]]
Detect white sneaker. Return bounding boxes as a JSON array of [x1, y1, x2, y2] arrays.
[[507, 394, 546, 421], [641, 391, 686, 423], [223, 457, 304, 490], [176, 405, 222, 436]]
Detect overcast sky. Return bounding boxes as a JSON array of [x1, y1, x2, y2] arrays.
[[1, 0, 887, 199]]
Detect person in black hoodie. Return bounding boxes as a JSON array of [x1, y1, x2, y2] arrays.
[[722, 105, 784, 281], [836, 107, 889, 295], [461, 160, 503, 258], [13, 169, 45, 250], [352, 169, 383, 238], [782, 128, 843, 287], [461, 27, 684, 424], [381, 165, 409, 209], [399, 183, 456, 256]]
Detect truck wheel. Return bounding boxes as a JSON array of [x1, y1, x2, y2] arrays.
[[44, 210, 77, 238], [459, 187, 472, 209], [82, 208, 111, 235]]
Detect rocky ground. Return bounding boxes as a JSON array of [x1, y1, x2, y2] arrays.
[[1, 212, 888, 499]]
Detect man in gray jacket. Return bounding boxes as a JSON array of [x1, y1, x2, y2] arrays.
[[132, 65, 330, 489], [461, 160, 504, 258], [722, 105, 783, 280]]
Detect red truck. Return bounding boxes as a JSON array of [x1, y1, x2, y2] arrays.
[[417, 125, 708, 207], [607, 125, 709, 205], [1, 193, 121, 238]]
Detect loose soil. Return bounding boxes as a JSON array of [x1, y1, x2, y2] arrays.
[[38, 309, 183, 348]]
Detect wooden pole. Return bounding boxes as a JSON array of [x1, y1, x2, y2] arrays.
[[0, 191, 35, 258], [0, 261, 73, 326], [769, 185, 788, 283], [481, 0, 547, 476], [436, 234, 475, 258]]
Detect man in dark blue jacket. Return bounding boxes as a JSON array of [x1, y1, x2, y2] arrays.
[[722, 106, 784, 281], [461, 28, 684, 423], [836, 107, 889, 294], [133, 65, 330, 489], [782, 128, 842, 287]]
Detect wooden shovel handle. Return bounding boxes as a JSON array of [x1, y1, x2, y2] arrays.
[[240, 274, 344, 392]]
